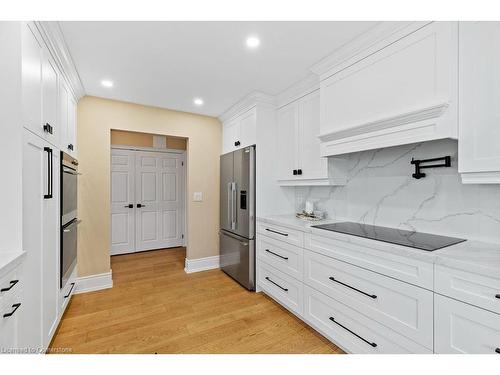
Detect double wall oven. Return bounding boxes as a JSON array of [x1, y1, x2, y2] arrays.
[[60, 152, 79, 289]]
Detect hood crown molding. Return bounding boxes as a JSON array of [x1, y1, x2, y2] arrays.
[[219, 91, 275, 122], [35, 21, 85, 100]]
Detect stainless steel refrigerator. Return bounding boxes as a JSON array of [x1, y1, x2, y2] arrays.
[[220, 145, 255, 290]]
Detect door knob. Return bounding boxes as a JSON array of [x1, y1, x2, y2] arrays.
[[124, 204, 133, 208], [137, 204, 145, 208]]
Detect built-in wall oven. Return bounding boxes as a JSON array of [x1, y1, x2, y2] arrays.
[[60, 152, 79, 288]]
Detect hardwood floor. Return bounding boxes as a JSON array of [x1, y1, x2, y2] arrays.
[[50, 248, 343, 354]]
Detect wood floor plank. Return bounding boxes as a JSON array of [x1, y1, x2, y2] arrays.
[[50, 247, 343, 354]]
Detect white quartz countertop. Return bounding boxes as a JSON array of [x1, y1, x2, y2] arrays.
[[0, 251, 26, 278], [257, 215, 500, 279]]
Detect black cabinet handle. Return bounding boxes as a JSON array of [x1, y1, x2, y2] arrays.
[[43, 123, 53, 134], [68, 144, 74, 151], [64, 282, 75, 299], [329, 277, 377, 299], [265, 249, 289, 260], [137, 204, 146, 208], [265, 277, 288, 292], [293, 169, 298, 175], [329, 317, 377, 348], [3, 303, 21, 318], [496, 348, 500, 354], [297, 169, 303, 175], [0, 280, 19, 292], [124, 204, 134, 208], [43, 147, 53, 199], [495, 294, 500, 299], [265, 228, 288, 237]]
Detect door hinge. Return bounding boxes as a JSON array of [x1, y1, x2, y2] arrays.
[[181, 234, 184, 239], [181, 161, 184, 166]]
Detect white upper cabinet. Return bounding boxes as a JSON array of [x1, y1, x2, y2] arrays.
[[222, 107, 256, 154], [458, 22, 500, 184], [41, 50, 59, 146], [277, 90, 332, 185], [66, 94, 77, 157], [22, 23, 43, 138], [318, 22, 458, 157]]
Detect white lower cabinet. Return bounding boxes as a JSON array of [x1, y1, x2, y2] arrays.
[[257, 261, 303, 316], [0, 263, 24, 353], [303, 286, 431, 353], [303, 249, 433, 349], [434, 294, 500, 354], [19, 129, 60, 350]]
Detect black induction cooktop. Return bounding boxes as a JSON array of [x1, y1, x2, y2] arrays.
[[312, 222, 466, 251]]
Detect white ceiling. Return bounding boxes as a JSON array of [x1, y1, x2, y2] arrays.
[[60, 21, 377, 117]]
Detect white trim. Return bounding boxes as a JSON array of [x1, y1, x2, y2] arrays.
[[319, 102, 449, 143], [75, 271, 113, 294], [184, 255, 220, 274], [310, 22, 431, 79], [34, 21, 85, 100], [460, 171, 500, 184], [276, 74, 320, 108], [111, 145, 185, 154], [219, 91, 275, 122]]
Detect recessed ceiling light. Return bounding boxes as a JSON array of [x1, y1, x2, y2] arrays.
[[101, 79, 113, 88], [194, 98, 204, 106], [246, 36, 260, 49]]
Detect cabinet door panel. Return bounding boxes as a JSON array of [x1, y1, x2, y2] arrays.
[[22, 23, 42, 137], [298, 90, 327, 180], [459, 21, 500, 174], [41, 51, 59, 146], [277, 102, 299, 180], [59, 81, 69, 152], [67, 94, 77, 156], [223, 119, 239, 154], [238, 108, 256, 148]]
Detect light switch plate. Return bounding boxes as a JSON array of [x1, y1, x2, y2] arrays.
[[193, 192, 203, 202]]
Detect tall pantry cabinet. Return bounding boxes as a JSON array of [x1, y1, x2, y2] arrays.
[[17, 21, 78, 350]]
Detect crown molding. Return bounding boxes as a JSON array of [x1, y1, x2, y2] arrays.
[[218, 91, 275, 123], [275, 73, 320, 108], [34, 21, 86, 100], [310, 21, 432, 79], [319, 101, 449, 143]]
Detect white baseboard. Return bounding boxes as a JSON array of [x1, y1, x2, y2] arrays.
[[184, 255, 220, 274], [75, 270, 113, 294]]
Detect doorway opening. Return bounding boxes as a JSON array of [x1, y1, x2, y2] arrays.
[[110, 130, 187, 256]]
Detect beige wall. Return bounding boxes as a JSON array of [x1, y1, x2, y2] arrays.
[[77, 96, 221, 277], [110, 129, 187, 150]]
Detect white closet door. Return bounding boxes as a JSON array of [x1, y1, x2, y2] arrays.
[[135, 151, 184, 252], [110, 149, 135, 255]]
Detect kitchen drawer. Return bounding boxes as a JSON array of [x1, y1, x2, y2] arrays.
[[257, 262, 303, 316], [0, 292, 23, 352], [0, 268, 22, 305], [303, 285, 431, 354], [256, 221, 304, 248], [257, 235, 303, 280], [434, 293, 500, 354], [305, 232, 433, 289], [435, 264, 500, 315], [304, 250, 433, 349]]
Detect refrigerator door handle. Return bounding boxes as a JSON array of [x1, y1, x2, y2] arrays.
[[232, 182, 237, 230], [227, 182, 232, 227]]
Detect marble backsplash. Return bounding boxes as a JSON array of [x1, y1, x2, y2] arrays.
[[293, 139, 500, 243]]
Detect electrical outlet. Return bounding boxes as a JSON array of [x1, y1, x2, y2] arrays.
[[193, 192, 203, 202]]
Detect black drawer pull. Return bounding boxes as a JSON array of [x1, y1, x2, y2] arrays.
[[329, 317, 377, 348], [265, 277, 288, 292], [1, 280, 19, 292], [265, 228, 288, 237], [3, 303, 21, 318], [64, 282, 76, 299], [496, 348, 500, 354], [495, 294, 500, 299], [329, 277, 377, 299], [265, 249, 289, 260]]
